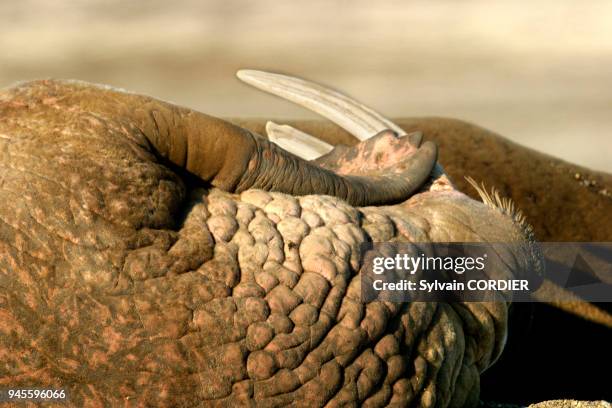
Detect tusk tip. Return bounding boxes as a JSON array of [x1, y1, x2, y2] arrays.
[[265, 120, 279, 135], [236, 69, 255, 80]]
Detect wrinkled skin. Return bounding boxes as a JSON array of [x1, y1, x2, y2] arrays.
[[0, 81, 537, 407]]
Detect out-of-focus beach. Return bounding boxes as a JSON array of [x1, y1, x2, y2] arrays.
[[1, 0, 610, 171]]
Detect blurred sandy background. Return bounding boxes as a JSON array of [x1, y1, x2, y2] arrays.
[[1, 0, 610, 172]]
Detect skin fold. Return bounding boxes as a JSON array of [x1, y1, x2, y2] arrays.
[[0, 80, 540, 407]]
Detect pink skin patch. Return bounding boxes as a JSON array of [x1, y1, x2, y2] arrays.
[[313, 130, 419, 177]]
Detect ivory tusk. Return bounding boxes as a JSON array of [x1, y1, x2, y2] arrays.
[[266, 121, 333, 160], [237, 69, 406, 141]]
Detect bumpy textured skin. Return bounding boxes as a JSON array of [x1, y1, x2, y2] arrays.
[[235, 119, 612, 404], [0, 81, 515, 407], [529, 401, 612, 408]]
